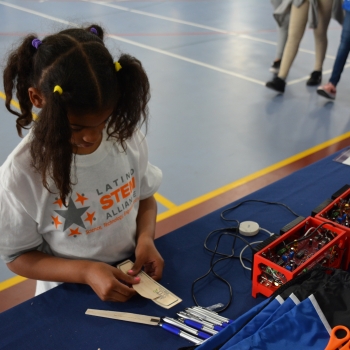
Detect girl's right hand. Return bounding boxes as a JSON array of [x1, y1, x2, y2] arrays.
[[84, 262, 140, 302]]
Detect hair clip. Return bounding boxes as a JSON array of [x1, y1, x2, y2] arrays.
[[32, 38, 42, 49], [90, 28, 98, 35], [53, 85, 63, 95], [115, 62, 122, 72]]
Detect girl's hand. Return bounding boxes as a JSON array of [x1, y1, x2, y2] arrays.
[[128, 238, 164, 281], [85, 261, 140, 302], [7, 251, 140, 302]]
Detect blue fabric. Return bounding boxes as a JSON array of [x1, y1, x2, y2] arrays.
[[330, 10, 350, 85], [197, 298, 271, 350], [343, 0, 350, 12], [225, 296, 330, 350], [219, 298, 283, 350], [258, 295, 297, 330]]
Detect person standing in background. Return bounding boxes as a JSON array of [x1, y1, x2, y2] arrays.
[[317, 0, 350, 99], [266, 0, 344, 93]]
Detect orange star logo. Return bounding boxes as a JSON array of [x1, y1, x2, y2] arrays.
[[53, 198, 64, 208], [76, 193, 88, 206], [68, 227, 82, 236], [84, 212, 95, 225], [51, 216, 62, 229]]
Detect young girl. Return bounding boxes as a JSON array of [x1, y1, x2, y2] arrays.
[[0, 24, 164, 302]]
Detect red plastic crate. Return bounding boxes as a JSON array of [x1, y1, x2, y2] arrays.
[[315, 187, 350, 269], [252, 217, 348, 298]]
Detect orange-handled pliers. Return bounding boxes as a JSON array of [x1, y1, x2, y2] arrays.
[[325, 325, 350, 350]]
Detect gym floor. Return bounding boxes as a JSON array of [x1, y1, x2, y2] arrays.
[[0, 0, 350, 312]]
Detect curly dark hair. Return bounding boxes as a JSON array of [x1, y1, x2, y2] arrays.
[[3, 24, 150, 204]]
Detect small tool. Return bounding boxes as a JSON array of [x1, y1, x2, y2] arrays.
[[190, 306, 234, 324], [177, 317, 218, 336], [177, 312, 223, 334], [185, 308, 229, 327], [162, 317, 211, 340], [325, 325, 350, 350]]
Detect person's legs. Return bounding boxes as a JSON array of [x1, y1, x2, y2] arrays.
[[270, 19, 290, 73], [271, 0, 287, 61], [329, 10, 350, 86], [313, 0, 333, 70], [266, 1, 308, 92], [317, 10, 350, 99], [270, 0, 290, 72], [278, 1, 309, 79], [307, 0, 333, 85], [276, 17, 290, 59]]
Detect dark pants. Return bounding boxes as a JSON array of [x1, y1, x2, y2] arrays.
[[330, 10, 350, 86]]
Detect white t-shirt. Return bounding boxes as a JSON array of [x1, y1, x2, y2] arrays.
[[0, 128, 162, 294]]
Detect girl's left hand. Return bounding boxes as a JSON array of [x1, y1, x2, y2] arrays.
[[128, 237, 164, 280]]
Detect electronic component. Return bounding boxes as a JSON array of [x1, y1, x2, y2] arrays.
[[315, 187, 350, 269], [318, 202, 349, 226], [295, 249, 305, 259], [252, 216, 347, 298]]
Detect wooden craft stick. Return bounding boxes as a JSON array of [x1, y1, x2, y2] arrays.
[[117, 260, 182, 309], [86, 309, 160, 326]]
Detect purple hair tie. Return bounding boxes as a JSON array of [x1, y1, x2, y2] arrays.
[[32, 38, 42, 49], [90, 28, 98, 35]]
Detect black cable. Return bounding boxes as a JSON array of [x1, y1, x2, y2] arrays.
[[220, 199, 301, 221], [192, 230, 236, 312], [192, 230, 256, 312], [284, 222, 336, 248], [204, 227, 257, 257], [203, 225, 238, 257]]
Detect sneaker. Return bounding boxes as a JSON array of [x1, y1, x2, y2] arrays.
[[269, 60, 281, 74], [266, 76, 286, 93], [306, 71, 322, 86], [317, 83, 336, 100]]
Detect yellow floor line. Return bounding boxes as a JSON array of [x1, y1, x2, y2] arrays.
[[156, 131, 350, 221], [0, 275, 27, 292], [154, 192, 176, 209], [0, 91, 21, 111]]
